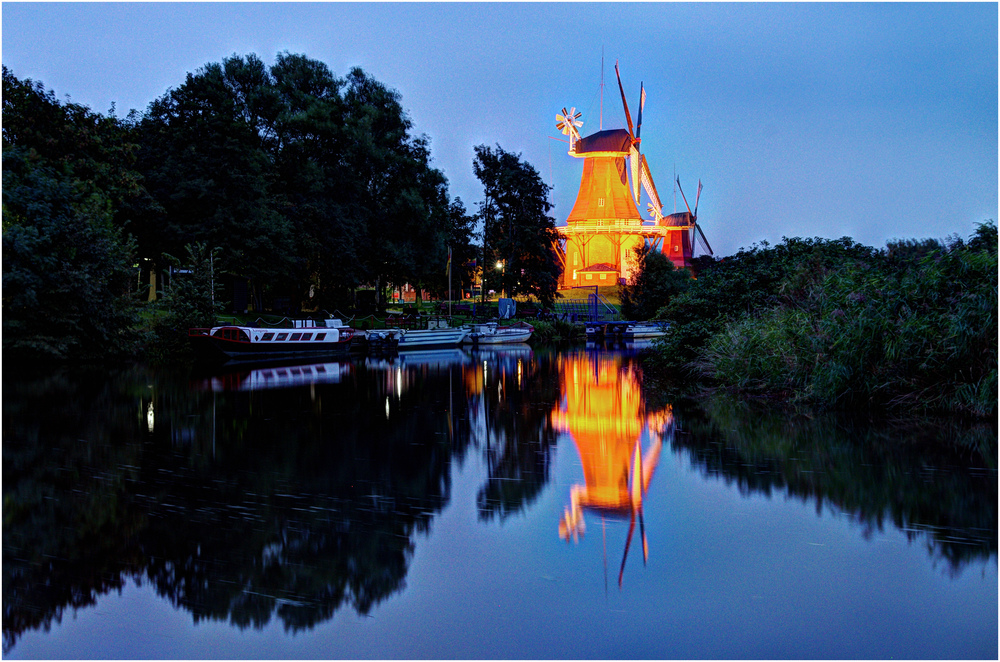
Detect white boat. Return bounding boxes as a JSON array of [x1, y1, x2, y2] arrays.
[[395, 326, 469, 350], [189, 318, 354, 361], [467, 321, 533, 345], [624, 321, 669, 340]]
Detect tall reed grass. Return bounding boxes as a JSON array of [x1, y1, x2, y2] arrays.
[[690, 224, 997, 416]]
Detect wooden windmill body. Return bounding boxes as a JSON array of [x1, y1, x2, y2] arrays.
[[554, 64, 712, 285]]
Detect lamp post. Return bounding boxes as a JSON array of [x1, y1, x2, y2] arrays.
[[496, 261, 504, 298]]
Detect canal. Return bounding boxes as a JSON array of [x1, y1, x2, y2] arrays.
[[3, 346, 996, 658]]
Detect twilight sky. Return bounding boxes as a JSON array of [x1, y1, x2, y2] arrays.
[[3, 2, 996, 257]]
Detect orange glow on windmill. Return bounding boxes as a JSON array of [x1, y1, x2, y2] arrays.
[[553, 62, 713, 283]]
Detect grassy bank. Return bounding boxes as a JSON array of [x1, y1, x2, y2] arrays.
[[645, 223, 997, 418]]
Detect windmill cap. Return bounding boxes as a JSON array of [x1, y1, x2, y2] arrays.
[[663, 211, 694, 226], [574, 129, 631, 154]]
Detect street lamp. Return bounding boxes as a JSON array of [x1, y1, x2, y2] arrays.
[[496, 261, 504, 298]]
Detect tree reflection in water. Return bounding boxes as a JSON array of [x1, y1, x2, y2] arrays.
[[666, 392, 997, 576], [3, 356, 474, 653], [466, 345, 561, 521], [551, 352, 674, 586], [2, 352, 995, 655]]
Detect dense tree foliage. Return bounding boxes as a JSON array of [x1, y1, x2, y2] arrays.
[[649, 236, 879, 371], [2, 67, 141, 362], [129, 54, 471, 312], [618, 244, 691, 320], [3, 54, 482, 362], [473, 144, 561, 307], [133, 54, 297, 309]]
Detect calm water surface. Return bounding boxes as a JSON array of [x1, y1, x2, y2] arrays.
[[3, 346, 996, 659]]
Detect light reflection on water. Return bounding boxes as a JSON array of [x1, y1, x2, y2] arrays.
[[2, 348, 996, 659]]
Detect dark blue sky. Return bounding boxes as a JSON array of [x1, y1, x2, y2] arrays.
[[3, 2, 996, 256]]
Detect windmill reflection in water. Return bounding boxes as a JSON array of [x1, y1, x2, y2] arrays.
[[551, 353, 673, 587]]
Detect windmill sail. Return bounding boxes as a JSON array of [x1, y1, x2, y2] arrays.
[[639, 155, 663, 218], [630, 146, 641, 205], [614, 62, 635, 137]]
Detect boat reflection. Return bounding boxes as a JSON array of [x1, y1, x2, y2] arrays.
[[195, 359, 353, 391], [365, 348, 471, 370], [551, 352, 674, 586]]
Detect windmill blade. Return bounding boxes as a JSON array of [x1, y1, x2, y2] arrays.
[[676, 176, 693, 217], [629, 146, 641, 204], [555, 111, 571, 134], [614, 61, 635, 138], [695, 222, 714, 256], [639, 155, 663, 217], [694, 179, 703, 217], [635, 83, 646, 141]]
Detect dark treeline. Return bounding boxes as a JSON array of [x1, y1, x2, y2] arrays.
[[2, 55, 561, 363], [627, 227, 998, 417]]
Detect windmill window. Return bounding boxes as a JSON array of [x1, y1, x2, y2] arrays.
[[572, 270, 578, 280], [598, 198, 605, 207]]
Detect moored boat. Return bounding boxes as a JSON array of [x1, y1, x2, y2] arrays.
[[395, 325, 469, 350], [189, 318, 354, 362], [466, 321, 533, 344], [362, 329, 402, 353], [624, 321, 668, 340], [586, 321, 668, 342]]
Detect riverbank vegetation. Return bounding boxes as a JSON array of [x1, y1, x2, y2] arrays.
[[636, 225, 997, 418]]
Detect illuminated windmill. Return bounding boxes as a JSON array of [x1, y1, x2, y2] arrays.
[[554, 62, 711, 283], [660, 177, 714, 269]]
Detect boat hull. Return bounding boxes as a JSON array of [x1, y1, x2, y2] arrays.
[[191, 336, 352, 361], [469, 329, 532, 344], [396, 327, 469, 350], [466, 322, 533, 345], [189, 323, 353, 362]]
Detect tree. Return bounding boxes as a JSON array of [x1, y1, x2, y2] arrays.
[[473, 144, 560, 307], [436, 197, 477, 300], [269, 52, 362, 310], [146, 242, 223, 363], [2, 68, 140, 362], [133, 55, 297, 311], [340, 68, 455, 310], [619, 244, 691, 320]]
